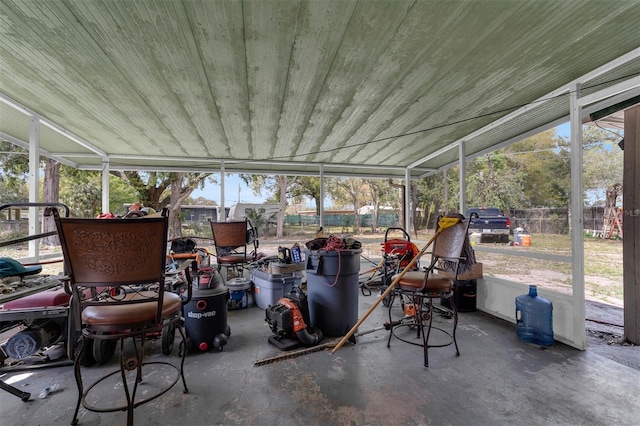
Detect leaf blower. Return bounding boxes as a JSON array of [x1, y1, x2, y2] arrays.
[[265, 286, 323, 351]]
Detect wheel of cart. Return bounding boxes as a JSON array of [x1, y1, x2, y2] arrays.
[[162, 258, 196, 355], [64, 286, 103, 367], [162, 320, 177, 355], [380, 227, 420, 307]]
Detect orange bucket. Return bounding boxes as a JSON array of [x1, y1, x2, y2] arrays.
[[521, 235, 531, 247]]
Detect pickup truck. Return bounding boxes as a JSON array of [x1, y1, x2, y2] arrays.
[[466, 207, 511, 243]]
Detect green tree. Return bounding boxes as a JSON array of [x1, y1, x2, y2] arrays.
[[327, 178, 367, 234], [112, 171, 213, 239], [416, 173, 447, 228], [112, 171, 172, 210], [59, 169, 102, 217], [502, 129, 569, 208], [0, 142, 62, 244], [362, 178, 395, 232], [582, 126, 623, 207], [166, 172, 214, 239], [289, 177, 321, 214], [0, 142, 29, 205], [59, 169, 137, 217], [186, 196, 218, 206], [466, 152, 524, 210]]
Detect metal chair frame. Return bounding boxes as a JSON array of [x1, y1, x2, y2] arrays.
[[386, 216, 470, 367], [209, 218, 258, 280], [53, 208, 192, 425]]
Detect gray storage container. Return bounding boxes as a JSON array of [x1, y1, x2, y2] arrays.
[[250, 267, 303, 309]]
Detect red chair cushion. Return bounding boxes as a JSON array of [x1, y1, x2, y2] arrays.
[[1, 287, 70, 310]]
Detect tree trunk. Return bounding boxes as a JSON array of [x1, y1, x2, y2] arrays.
[[43, 158, 61, 246], [372, 200, 380, 233], [389, 179, 405, 229], [604, 183, 621, 210], [411, 183, 418, 238], [166, 172, 209, 240], [276, 177, 288, 239], [168, 181, 183, 240]]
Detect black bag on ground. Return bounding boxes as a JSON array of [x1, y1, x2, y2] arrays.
[[171, 238, 197, 254]]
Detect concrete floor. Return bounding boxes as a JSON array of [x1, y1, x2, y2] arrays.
[[2, 280, 639, 426]]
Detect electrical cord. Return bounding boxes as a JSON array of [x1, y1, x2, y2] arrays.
[[319, 235, 346, 287]]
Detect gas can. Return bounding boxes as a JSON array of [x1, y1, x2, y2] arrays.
[[515, 285, 553, 346]]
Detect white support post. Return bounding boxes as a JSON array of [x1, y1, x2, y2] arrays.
[[220, 162, 225, 221], [459, 141, 466, 214], [405, 168, 411, 235], [319, 165, 325, 228], [443, 169, 449, 215], [569, 83, 587, 350], [28, 115, 40, 259], [102, 159, 110, 214]]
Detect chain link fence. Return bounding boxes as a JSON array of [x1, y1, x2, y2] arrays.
[[509, 207, 604, 235]]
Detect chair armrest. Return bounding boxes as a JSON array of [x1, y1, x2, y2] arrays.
[[175, 259, 195, 305], [58, 275, 73, 296]]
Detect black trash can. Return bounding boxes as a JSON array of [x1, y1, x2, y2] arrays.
[[305, 249, 361, 337], [441, 279, 477, 312]]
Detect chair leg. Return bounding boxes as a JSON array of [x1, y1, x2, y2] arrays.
[[413, 295, 422, 339], [421, 296, 434, 368], [119, 337, 134, 426], [386, 292, 397, 348], [71, 337, 85, 426], [118, 334, 146, 426], [448, 294, 460, 357]]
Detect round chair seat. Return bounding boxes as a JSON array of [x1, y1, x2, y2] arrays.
[[82, 291, 182, 328], [393, 271, 453, 292], [218, 254, 248, 264]]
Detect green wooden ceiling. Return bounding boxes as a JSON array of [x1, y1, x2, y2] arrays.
[[1, 0, 639, 179]]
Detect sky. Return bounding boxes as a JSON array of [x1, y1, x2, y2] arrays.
[[191, 174, 264, 205], [192, 123, 575, 207]]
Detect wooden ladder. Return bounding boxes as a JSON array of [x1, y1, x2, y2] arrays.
[[602, 206, 623, 239]]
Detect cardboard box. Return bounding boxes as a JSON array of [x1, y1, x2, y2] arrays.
[[440, 262, 483, 280], [268, 262, 305, 275]]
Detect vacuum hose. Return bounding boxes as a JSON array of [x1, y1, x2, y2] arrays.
[[277, 298, 323, 347], [295, 325, 323, 347]]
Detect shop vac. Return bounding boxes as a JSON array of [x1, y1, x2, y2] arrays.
[[265, 286, 323, 351], [183, 267, 231, 352]]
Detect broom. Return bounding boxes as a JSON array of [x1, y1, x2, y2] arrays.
[[331, 215, 463, 354]]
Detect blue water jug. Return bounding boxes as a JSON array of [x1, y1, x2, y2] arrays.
[[515, 285, 554, 345]]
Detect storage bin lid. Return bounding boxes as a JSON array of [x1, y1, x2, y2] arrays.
[[227, 277, 251, 290]]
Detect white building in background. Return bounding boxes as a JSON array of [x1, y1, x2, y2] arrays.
[[227, 203, 281, 222], [357, 205, 396, 215]]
